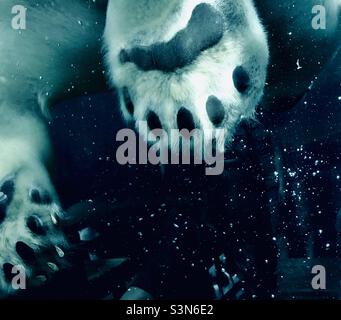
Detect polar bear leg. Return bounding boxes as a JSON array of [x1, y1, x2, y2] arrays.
[[0, 0, 106, 296], [104, 0, 269, 150], [0, 108, 70, 296]]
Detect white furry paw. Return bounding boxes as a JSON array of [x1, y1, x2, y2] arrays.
[[0, 169, 69, 297], [105, 0, 269, 149]]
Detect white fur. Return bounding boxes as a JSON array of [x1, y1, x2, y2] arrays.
[[0, 0, 104, 295], [104, 0, 269, 151], [0, 0, 339, 296]]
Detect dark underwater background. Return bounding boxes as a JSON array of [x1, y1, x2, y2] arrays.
[[42, 49, 341, 300]]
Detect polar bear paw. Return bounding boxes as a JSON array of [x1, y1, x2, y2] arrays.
[[0, 169, 69, 297], [105, 0, 269, 149]]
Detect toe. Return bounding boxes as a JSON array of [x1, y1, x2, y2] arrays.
[[177, 107, 196, 132], [15, 241, 36, 264]]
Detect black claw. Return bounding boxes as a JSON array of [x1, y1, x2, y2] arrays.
[[3, 263, 15, 282], [0, 177, 15, 204], [29, 188, 52, 205], [206, 95, 226, 126], [177, 107, 196, 132], [29, 188, 42, 204], [147, 111, 162, 131], [233, 66, 250, 93], [50, 210, 67, 227], [15, 241, 36, 263], [27, 215, 46, 235]]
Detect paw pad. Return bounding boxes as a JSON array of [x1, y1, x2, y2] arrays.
[[147, 111, 162, 131], [29, 188, 52, 205], [233, 66, 251, 94], [0, 172, 70, 295], [119, 3, 224, 72], [206, 96, 226, 127], [27, 215, 46, 235], [106, 0, 269, 148]]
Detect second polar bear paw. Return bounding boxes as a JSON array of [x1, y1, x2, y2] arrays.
[[105, 0, 269, 151], [0, 169, 69, 297]]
